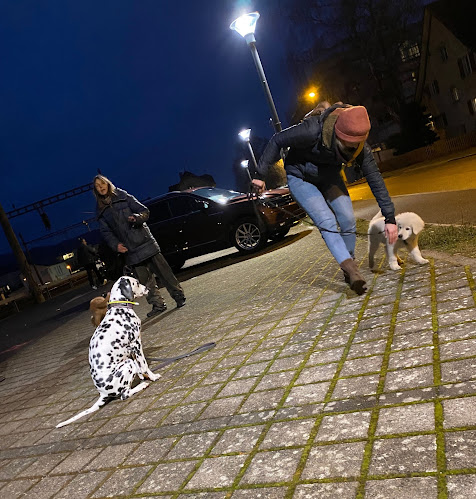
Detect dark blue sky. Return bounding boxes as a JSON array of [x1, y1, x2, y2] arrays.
[[0, 0, 297, 255]]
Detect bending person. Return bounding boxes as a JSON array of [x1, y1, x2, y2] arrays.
[[252, 102, 397, 295]]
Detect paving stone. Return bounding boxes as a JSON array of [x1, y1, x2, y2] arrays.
[[0, 478, 39, 497], [388, 346, 434, 369], [445, 430, 476, 469], [443, 396, 476, 428], [376, 402, 435, 435], [199, 397, 244, 420], [307, 346, 345, 365], [446, 474, 476, 498], [91, 466, 150, 497], [49, 447, 102, 474], [364, 476, 438, 498], [260, 419, 315, 448], [369, 435, 437, 474], [285, 382, 331, 405], [440, 338, 476, 360], [83, 442, 138, 470], [384, 366, 434, 391], [124, 437, 176, 464], [137, 460, 198, 494], [185, 455, 247, 488], [348, 339, 387, 359], [392, 330, 434, 350], [165, 431, 219, 459], [294, 482, 358, 498], [17, 453, 66, 477], [54, 471, 110, 499], [353, 327, 388, 343], [295, 364, 338, 384], [301, 441, 366, 479], [438, 322, 476, 342], [212, 426, 265, 454], [240, 449, 302, 484], [316, 411, 371, 441], [183, 384, 223, 403], [234, 362, 270, 379], [439, 310, 476, 327], [340, 355, 383, 376], [332, 374, 380, 399], [268, 355, 304, 373], [232, 487, 286, 498], [441, 358, 476, 383], [240, 389, 284, 413], [15, 474, 70, 499]]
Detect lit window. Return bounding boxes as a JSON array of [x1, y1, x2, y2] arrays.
[[400, 41, 420, 62], [468, 97, 476, 115]]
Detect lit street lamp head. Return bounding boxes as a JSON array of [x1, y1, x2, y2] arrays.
[[230, 12, 260, 44], [240, 160, 249, 168], [238, 128, 251, 142]]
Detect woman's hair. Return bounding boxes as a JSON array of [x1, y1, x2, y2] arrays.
[[93, 175, 116, 201]]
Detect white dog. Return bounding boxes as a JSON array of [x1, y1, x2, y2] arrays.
[[56, 276, 160, 428], [368, 212, 429, 270]]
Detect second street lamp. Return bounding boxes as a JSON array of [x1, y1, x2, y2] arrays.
[[238, 128, 259, 173], [240, 160, 253, 183], [230, 12, 282, 133]]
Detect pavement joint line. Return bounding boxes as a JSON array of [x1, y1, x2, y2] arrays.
[[430, 258, 449, 498], [352, 255, 405, 499], [465, 265, 476, 307]]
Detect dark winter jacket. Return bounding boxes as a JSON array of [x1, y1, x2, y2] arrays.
[[257, 104, 396, 224], [77, 243, 97, 267], [96, 188, 160, 266]]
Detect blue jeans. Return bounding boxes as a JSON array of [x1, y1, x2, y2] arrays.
[[287, 174, 356, 264]]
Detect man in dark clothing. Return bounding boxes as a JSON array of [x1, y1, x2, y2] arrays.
[[93, 175, 185, 317], [77, 238, 105, 290]]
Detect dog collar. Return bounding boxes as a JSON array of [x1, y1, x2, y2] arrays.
[[107, 300, 139, 309]]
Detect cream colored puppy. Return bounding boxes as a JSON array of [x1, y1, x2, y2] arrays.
[[90, 292, 110, 327], [368, 212, 429, 270]]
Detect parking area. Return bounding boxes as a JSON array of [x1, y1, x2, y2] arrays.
[[0, 224, 475, 498]]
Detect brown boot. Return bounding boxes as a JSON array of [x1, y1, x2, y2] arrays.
[[340, 258, 367, 295]]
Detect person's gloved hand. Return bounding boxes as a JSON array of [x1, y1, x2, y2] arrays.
[[251, 179, 266, 195]]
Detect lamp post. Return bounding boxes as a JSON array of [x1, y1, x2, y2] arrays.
[[240, 160, 253, 183], [230, 12, 282, 133], [238, 128, 259, 173]]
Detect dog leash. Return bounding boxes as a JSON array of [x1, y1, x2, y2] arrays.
[[149, 342, 216, 372]]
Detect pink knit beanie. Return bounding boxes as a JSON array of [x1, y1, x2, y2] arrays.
[[334, 106, 371, 143]]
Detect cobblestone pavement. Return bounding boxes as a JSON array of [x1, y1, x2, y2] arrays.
[[0, 225, 475, 498]]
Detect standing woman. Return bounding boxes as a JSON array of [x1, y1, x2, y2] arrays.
[[93, 175, 186, 317], [252, 103, 397, 295]]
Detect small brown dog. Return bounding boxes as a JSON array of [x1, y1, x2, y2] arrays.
[[90, 292, 110, 327]]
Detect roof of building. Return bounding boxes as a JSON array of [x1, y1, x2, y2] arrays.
[[427, 0, 476, 50]]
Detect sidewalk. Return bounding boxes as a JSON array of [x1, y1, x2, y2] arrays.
[[0, 225, 475, 498]]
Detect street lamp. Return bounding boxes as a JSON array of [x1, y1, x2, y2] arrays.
[[230, 12, 282, 133], [238, 128, 259, 172], [240, 160, 253, 183]]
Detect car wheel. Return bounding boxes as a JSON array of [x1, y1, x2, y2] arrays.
[[269, 227, 290, 242], [232, 218, 266, 253]]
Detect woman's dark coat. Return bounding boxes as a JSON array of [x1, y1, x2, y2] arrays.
[[96, 188, 160, 266], [257, 104, 396, 224]]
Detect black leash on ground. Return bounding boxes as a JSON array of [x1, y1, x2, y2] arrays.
[[248, 184, 383, 236], [149, 342, 216, 372]]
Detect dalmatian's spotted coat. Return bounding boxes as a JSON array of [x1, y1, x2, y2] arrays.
[[56, 276, 160, 427]]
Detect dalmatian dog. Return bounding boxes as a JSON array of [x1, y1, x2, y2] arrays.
[[56, 276, 160, 428]]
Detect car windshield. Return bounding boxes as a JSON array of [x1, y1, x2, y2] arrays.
[[193, 188, 244, 204]]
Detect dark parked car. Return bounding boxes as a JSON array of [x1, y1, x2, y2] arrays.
[[145, 186, 306, 270]]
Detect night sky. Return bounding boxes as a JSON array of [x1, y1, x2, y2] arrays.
[[0, 0, 297, 256]]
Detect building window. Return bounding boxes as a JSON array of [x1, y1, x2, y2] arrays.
[[440, 46, 448, 61], [468, 97, 476, 115], [458, 52, 476, 78], [400, 41, 420, 62], [451, 87, 460, 102], [431, 79, 440, 95]]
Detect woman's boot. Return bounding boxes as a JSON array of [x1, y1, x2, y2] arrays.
[[340, 258, 367, 295]]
